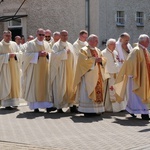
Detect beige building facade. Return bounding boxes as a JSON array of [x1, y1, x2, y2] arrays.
[[0, 0, 150, 49]]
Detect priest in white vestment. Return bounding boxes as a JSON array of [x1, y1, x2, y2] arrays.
[[115, 32, 133, 108], [102, 39, 126, 112], [50, 31, 60, 48], [73, 34, 109, 117], [0, 31, 22, 109], [44, 29, 54, 49], [51, 30, 75, 113], [22, 28, 54, 113], [116, 32, 132, 69], [73, 30, 88, 65]]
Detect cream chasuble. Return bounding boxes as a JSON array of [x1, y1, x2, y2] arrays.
[[51, 40, 75, 109], [0, 40, 21, 104], [22, 38, 52, 103]]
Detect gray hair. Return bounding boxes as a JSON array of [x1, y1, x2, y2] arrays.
[[87, 34, 98, 41], [120, 32, 130, 38], [53, 31, 60, 36], [3, 30, 11, 35], [138, 34, 149, 43], [106, 38, 116, 46]]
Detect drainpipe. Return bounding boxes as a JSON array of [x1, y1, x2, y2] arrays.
[[85, 0, 90, 34]]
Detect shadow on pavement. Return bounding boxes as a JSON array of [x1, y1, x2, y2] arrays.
[[70, 114, 103, 123], [102, 111, 128, 119], [0, 108, 20, 115], [44, 112, 75, 119], [139, 128, 150, 132], [112, 117, 149, 127], [16, 111, 46, 119], [16, 111, 76, 119]]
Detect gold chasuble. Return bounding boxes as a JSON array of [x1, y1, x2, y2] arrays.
[[9, 58, 20, 98], [35, 46, 49, 101], [115, 45, 150, 103], [73, 46, 108, 104]]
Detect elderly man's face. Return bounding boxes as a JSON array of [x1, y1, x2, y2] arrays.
[[54, 34, 60, 42], [60, 32, 68, 42], [45, 32, 51, 41], [143, 38, 150, 48], [37, 30, 45, 41], [108, 42, 116, 51], [3, 33, 12, 43], [88, 37, 98, 48], [121, 36, 130, 45]]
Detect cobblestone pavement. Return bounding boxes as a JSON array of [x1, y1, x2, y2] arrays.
[[0, 103, 150, 150]]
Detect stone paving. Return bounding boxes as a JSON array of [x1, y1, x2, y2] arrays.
[[0, 103, 150, 150]]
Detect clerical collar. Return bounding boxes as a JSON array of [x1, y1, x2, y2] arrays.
[[89, 46, 96, 50], [2, 39, 11, 45], [78, 39, 87, 46], [107, 48, 113, 53], [36, 39, 44, 45], [60, 41, 67, 45]]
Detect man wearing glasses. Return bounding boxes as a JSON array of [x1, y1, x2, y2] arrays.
[[44, 29, 54, 48], [22, 28, 55, 113]]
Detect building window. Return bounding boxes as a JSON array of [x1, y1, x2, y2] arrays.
[[8, 18, 22, 41], [116, 11, 125, 26], [8, 18, 22, 27], [136, 12, 144, 27]]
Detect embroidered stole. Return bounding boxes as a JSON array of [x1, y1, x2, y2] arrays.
[[90, 49, 103, 103]]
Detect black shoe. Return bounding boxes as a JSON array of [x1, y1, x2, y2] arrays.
[[5, 106, 13, 110], [141, 114, 150, 120], [46, 107, 57, 113], [70, 105, 78, 113], [13, 106, 18, 109], [84, 113, 99, 117], [57, 109, 64, 113], [130, 113, 137, 118], [34, 109, 40, 113]]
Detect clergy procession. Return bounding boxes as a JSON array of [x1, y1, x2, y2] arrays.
[[0, 28, 150, 120]]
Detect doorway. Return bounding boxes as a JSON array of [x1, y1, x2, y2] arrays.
[[8, 27, 22, 41]]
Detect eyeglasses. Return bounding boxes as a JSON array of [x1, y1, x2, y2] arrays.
[[45, 36, 50, 38], [38, 34, 45, 36]]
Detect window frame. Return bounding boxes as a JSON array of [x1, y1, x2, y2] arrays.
[[136, 11, 144, 27], [116, 11, 125, 27]]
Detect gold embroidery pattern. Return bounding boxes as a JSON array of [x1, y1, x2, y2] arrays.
[[90, 49, 103, 103], [143, 49, 150, 85]]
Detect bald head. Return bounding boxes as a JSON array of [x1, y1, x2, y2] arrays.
[[60, 30, 68, 42], [87, 34, 99, 48], [3, 30, 12, 43], [36, 28, 45, 41], [120, 32, 130, 45], [15, 36, 21, 45], [45, 29, 52, 41]]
